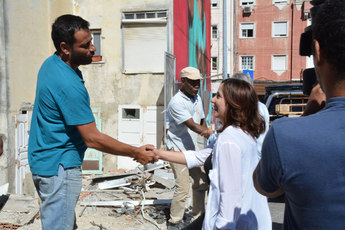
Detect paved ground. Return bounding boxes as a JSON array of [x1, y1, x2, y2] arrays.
[[269, 201, 285, 230]]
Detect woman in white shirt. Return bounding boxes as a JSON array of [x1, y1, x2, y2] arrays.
[[154, 78, 272, 230]]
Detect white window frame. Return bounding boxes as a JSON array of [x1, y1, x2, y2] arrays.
[[91, 29, 102, 62], [240, 0, 255, 6], [211, 0, 218, 8], [240, 55, 255, 70], [240, 23, 255, 38], [273, 0, 288, 4], [211, 57, 218, 71], [271, 54, 288, 71], [272, 21, 288, 37], [212, 25, 218, 39]]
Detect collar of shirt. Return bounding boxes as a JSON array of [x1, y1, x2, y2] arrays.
[[179, 90, 198, 103]]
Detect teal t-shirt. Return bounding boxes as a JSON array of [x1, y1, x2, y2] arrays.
[[28, 54, 95, 176]]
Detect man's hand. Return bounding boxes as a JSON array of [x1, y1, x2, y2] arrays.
[[302, 83, 326, 116], [133, 144, 158, 165], [200, 126, 214, 139]]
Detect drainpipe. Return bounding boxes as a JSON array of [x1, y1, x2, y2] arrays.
[[290, 2, 294, 81], [223, 0, 227, 79]]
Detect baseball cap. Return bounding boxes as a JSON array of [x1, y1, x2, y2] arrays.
[[181, 67, 202, 80]]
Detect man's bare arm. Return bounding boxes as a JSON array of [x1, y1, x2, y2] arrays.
[[184, 118, 213, 139], [76, 122, 157, 165], [253, 164, 285, 198]]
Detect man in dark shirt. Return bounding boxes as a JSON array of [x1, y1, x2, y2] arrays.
[[253, 0, 345, 229]]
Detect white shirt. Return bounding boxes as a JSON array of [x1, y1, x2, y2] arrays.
[[184, 126, 272, 230], [166, 90, 205, 151], [257, 101, 270, 159]]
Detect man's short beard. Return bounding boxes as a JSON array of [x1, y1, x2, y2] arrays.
[[70, 50, 93, 66]]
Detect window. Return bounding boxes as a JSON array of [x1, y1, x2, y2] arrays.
[[240, 0, 255, 6], [123, 11, 167, 20], [272, 55, 287, 71], [273, 0, 288, 4], [272, 21, 288, 37], [122, 108, 140, 119], [91, 29, 102, 62], [122, 11, 167, 73], [211, 0, 218, 7], [212, 25, 218, 39], [212, 57, 218, 71], [240, 23, 254, 38], [240, 56, 254, 70]]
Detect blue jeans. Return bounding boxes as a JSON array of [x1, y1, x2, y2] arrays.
[[33, 164, 82, 230]]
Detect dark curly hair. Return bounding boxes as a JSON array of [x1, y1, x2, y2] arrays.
[[218, 78, 265, 139], [312, 0, 345, 77], [51, 14, 90, 54]]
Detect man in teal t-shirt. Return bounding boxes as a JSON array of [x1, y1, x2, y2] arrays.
[[29, 14, 157, 230]]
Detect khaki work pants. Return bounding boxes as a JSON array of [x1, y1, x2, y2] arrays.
[[169, 162, 208, 224]]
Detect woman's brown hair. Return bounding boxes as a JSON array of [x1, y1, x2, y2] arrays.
[[218, 78, 265, 138]]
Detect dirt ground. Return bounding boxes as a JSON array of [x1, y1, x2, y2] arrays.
[[18, 204, 173, 230]]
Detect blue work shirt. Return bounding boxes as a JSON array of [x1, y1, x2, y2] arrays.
[[28, 54, 95, 176]]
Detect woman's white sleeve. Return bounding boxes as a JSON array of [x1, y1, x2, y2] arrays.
[[183, 147, 213, 168]]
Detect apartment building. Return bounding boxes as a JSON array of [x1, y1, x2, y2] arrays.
[[211, 0, 313, 95]]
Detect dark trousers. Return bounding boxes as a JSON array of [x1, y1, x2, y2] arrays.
[[183, 212, 205, 230]]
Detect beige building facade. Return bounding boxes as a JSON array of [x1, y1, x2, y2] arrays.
[[0, 0, 172, 193]]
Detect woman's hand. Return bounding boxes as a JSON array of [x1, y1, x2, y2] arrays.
[[153, 148, 161, 160]]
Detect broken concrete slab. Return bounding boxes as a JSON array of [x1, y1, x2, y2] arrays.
[[91, 172, 137, 183], [97, 176, 134, 190], [151, 169, 175, 189], [0, 194, 39, 227]]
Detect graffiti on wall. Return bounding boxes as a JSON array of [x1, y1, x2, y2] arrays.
[[174, 0, 211, 91]]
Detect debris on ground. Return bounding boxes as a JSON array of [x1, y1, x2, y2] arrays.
[[0, 194, 39, 229], [1, 162, 185, 230]]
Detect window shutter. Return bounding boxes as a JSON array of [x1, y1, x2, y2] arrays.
[[273, 22, 287, 36], [123, 24, 167, 73], [272, 55, 287, 70], [241, 23, 254, 30]]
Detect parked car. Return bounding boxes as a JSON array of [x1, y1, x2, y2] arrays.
[[263, 84, 309, 123]]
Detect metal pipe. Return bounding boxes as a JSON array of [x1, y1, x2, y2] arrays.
[[290, 3, 294, 81], [223, 0, 228, 79]]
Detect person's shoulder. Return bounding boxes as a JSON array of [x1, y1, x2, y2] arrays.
[[258, 101, 269, 113], [270, 116, 314, 139], [169, 91, 186, 105], [40, 54, 56, 68], [40, 54, 68, 74], [219, 126, 253, 143], [258, 101, 266, 109]]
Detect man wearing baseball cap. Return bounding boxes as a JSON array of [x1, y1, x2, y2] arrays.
[[166, 66, 213, 229]]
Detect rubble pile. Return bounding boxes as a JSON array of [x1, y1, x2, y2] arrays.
[[0, 163, 180, 230]]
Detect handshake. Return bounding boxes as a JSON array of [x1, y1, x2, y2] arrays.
[[132, 144, 162, 165], [133, 126, 214, 165]]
